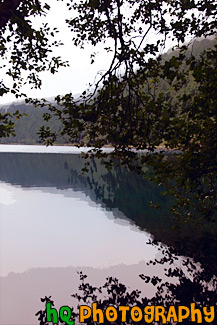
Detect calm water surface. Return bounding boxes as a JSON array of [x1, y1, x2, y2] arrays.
[[0, 145, 216, 325], [0, 145, 162, 276], [0, 182, 158, 275], [0, 145, 164, 324]]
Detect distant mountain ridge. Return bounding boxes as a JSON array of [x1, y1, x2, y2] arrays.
[[0, 102, 63, 144], [0, 37, 216, 145]]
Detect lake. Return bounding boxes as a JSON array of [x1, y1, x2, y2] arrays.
[[0, 145, 216, 324]]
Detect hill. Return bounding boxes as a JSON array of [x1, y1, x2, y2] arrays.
[[0, 102, 64, 144], [0, 37, 216, 145]]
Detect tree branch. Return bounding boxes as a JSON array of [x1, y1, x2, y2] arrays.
[[0, 0, 23, 29]]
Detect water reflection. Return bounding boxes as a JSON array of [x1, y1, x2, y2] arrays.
[[0, 152, 216, 268], [0, 150, 216, 325], [0, 262, 169, 325], [0, 181, 160, 276], [0, 151, 163, 324]]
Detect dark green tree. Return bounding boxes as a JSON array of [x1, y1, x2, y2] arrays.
[[33, 0, 217, 222], [1, 0, 217, 221]]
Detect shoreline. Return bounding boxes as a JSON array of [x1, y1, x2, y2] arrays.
[[0, 142, 168, 150]]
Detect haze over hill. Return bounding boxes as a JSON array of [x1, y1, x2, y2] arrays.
[[0, 37, 216, 145]]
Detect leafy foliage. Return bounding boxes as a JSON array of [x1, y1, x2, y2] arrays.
[[0, 108, 23, 138], [0, 103, 63, 144], [36, 37, 217, 222], [36, 242, 217, 325], [0, 0, 217, 222], [0, 0, 68, 137], [1, 151, 216, 268], [0, 0, 67, 97]]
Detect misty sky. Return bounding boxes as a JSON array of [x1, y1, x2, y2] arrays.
[[1, 2, 114, 104], [1, 1, 178, 105]]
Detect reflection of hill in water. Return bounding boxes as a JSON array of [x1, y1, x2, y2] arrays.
[[0, 261, 167, 325], [0, 152, 216, 269]]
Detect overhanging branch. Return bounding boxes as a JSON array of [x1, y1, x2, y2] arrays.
[[0, 0, 22, 29]]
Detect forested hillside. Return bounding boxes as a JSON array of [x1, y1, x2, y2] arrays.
[[0, 103, 64, 144], [0, 37, 216, 145]]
